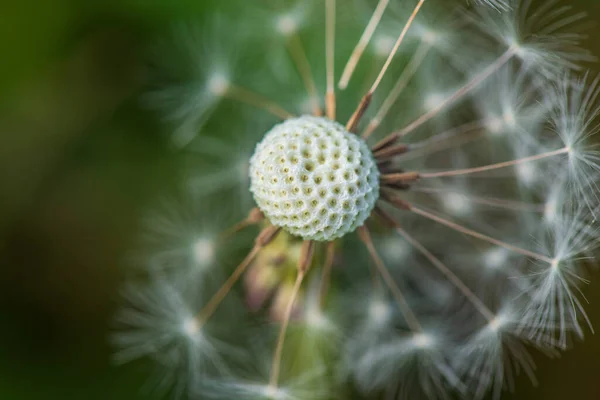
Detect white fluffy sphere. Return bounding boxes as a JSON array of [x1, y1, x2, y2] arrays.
[[249, 116, 380, 241]]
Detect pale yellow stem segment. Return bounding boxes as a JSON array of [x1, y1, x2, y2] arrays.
[[326, 0, 337, 120], [363, 42, 431, 139], [338, 0, 390, 90], [346, 0, 425, 133], [368, 0, 426, 95]]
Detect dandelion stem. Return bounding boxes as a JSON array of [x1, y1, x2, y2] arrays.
[[196, 226, 281, 325], [395, 226, 497, 323], [224, 85, 294, 120], [218, 208, 264, 241], [419, 147, 569, 178], [358, 226, 423, 332], [346, 0, 425, 132], [396, 120, 485, 162], [286, 34, 322, 116], [326, 0, 337, 120], [407, 205, 554, 263], [268, 271, 305, 391], [319, 241, 337, 308], [346, 93, 372, 132], [363, 42, 432, 139], [338, 0, 390, 90], [382, 47, 516, 141], [196, 246, 261, 324], [412, 187, 545, 212], [368, 0, 426, 96], [269, 241, 314, 391], [380, 171, 421, 185], [373, 143, 409, 160]]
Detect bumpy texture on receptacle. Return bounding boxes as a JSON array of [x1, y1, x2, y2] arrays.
[[249, 116, 380, 241]]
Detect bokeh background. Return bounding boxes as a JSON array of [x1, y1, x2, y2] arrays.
[[1, 1, 599, 399]]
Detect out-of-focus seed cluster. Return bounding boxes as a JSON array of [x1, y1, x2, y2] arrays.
[[250, 116, 379, 241]]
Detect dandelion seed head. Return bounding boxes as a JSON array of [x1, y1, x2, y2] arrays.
[[381, 236, 411, 263], [412, 332, 434, 349], [420, 29, 438, 46], [207, 73, 230, 96], [191, 237, 216, 268], [249, 116, 379, 241], [487, 315, 506, 333], [276, 14, 299, 37], [502, 109, 517, 129], [516, 162, 538, 186], [483, 247, 509, 270], [181, 316, 201, 336], [442, 192, 472, 216], [368, 298, 393, 327], [543, 204, 561, 228], [371, 32, 397, 58], [485, 116, 504, 135], [304, 307, 329, 329], [424, 93, 445, 111]]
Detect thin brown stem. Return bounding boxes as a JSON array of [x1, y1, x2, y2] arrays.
[[396, 120, 484, 162], [373, 143, 409, 160], [395, 226, 496, 322], [368, 0, 426, 95], [380, 190, 411, 210], [326, 0, 337, 120], [224, 85, 294, 120], [395, 47, 516, 138], [408, 205, 554, 263], [380, 171, 420, 185], [419, 147, 569, 179], [372, 132, 400, 152], [358, 226, 423, 332], [218, 208, 264, 241], [338, 0, 390, 90], [196, 226, 280, 325], [346, 93, 373, 132], [346, 0, 425, 133], [412, 187, 545, 212], [287, 34, 322, 116], [196, 246, 261, 324], [363, 42, 432, 139]]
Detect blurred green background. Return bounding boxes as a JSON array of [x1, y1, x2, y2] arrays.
[[0, 1, 599, 399]]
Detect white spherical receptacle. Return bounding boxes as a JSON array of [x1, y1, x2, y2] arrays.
[[249, 116, 380, 241]]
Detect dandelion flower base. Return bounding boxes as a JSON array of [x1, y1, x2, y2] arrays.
[[249, 116, 379, 241]]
